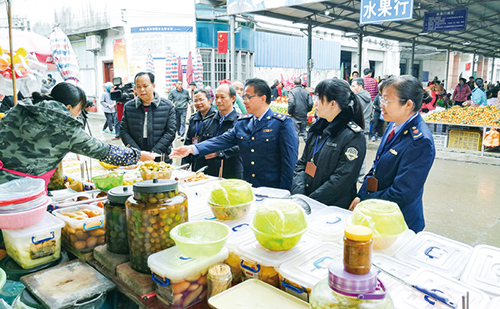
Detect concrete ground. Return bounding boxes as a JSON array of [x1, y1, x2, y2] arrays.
[[87, 111, 500, 248]]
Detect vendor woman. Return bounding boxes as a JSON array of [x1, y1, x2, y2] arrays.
[[0, 82, 155, 186], [350, 75, 436, 232], [291, 79, 366, 209]]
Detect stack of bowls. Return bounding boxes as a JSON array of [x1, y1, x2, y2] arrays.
[[0, 178, 50, 229]]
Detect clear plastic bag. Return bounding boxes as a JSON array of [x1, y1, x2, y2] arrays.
[[208, 179, 254, 207], [350, 199, 407, 238]]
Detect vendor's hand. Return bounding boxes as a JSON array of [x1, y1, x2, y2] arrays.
[[205, 152, 218, 159], [139, 151, 156, 162], [349, 197, 361, 211], [169, 146, 193, 159]]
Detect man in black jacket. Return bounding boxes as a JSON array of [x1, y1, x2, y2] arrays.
[[288, 78, 313, 141], [120, 72, 176, 162]]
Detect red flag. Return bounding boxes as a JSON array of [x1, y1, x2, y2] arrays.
[[218, 31, 228, 54], [177, 56, 183, 81], [186, 51, 193, 84], [465, 62, 471, 71]]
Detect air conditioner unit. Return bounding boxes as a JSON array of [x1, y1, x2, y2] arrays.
[[86, 35, 101, 51]]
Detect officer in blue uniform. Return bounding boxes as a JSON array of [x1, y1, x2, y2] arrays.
[[350, 75, 436, 233], [170, 78, 299, 190]]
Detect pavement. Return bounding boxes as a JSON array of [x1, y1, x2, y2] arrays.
[[86, 111, 500, 248]]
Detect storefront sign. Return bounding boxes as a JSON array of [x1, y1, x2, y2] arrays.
[[227, 0, 323, 15], [422, 8, 468, 33], [360, 0, 413, 24]]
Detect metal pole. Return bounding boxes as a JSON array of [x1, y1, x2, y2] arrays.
[[490, 57, 495, 84], [307, 22, 312, 87], [471, 51, 476, 78], [7, 0, 17, 105], [94, 51, 99, 102], [230, 15, 235, 81], [358, 33, 363, 74], [410, 38, 415, 77], [444, 49, 450, 89]]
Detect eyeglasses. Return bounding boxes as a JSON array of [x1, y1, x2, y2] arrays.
[[380, 98, 406, 106], [243, 94, 261, 100]]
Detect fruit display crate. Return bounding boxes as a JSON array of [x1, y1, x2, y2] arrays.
[[448, 129, 482, 151]]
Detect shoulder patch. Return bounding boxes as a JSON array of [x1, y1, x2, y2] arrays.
[[347, 121, 363, 133], [272, 113, 287, 121], [237, 114, 253, 121], [345, 147, 359, 161], [412, 127, 423, 140]]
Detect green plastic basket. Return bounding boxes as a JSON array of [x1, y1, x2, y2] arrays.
[[91, 173, 124, 191]]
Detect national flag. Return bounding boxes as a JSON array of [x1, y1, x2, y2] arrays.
[[218, 31, 228, 54]]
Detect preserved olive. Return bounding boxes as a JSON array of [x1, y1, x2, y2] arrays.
[[343, 225, 373, 275], [105, 186, 133, 254]]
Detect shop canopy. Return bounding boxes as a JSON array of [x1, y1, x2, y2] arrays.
[[205, 0, 500, 58]]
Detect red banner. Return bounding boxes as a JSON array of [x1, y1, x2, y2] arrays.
[[218, 31, 228, 54], [465, 62, 471, 71]]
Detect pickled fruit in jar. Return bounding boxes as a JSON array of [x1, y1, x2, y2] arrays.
[[105, 186, 133, 254]]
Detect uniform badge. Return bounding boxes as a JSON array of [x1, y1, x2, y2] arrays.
[[390, 149, 398, 155], [263, 129, 273, 133], [404, 130, 408, 135], [345, 147, 358, 161], [413, 129, 419, 134]]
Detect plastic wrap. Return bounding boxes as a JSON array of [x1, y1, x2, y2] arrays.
[[350, 199, 407, 237], [0, 178, 45, 207], [208, 179, 254, 207]]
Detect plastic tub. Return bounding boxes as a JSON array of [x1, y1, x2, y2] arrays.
[[208, 202, 252, 221], [0, 280, 25, 306], [0, 197, 51, 229], [373, 229, 415, 256], [148, 246, 228, 308], [394, 231, 472, 279], [91, 173, 124, 191], [372, 254, 417, 292], [53, 205, 106, 253], [2, 212, 64, 269], [139, 161, 173, 180], [237, 233, 321, 287], [307, 207, 352, 243], [170, 221, 230, 259], [390, 268, 490, 308], [278, 242, 343, 302], [460, 244, 500, 297], [0, 178, 45, 207], [208, 179, 254, 220]]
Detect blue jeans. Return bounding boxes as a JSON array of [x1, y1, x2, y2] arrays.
[[175, 109, 187, 136]]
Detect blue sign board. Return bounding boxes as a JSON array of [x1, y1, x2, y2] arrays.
[[360, 0, 413, 24], [422, 9, 468, 33], [131, 26, 193, 33]]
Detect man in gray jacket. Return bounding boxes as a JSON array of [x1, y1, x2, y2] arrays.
[[288, 78, 313, 141], [351, 77, 372, 183], [169, 80, 192, 140]]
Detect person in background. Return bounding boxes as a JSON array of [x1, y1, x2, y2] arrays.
[[288, 77, 313, 142], [47, 74, 56, 87], [232, 80, 247, 114], [350, 75, 436, 233], [468, 77, 488, 107], [371, 94, 384, 141], [270, 79, 280, 101], [0, 92, 24, 114], [188, 81, 197, 115], [0, 82, 155, 186], [452, 78, 471, 107], [120, 72, 176, 162], [351, 77, 372, 183], [420, 84, 438, 113], [100, 82, 116, 134], [170, 78, 298, 190], [193, 84, 243, 179], [41, 79, 51, 95], [169, 80, 191, 140], [182, 89, 217, 169], [219, 79, 246, 114], [280, 82, 288, 96], [349, 71, 359, 84], [205, 86, 215, 103], [363, 68, 379, 101], [467, 76, 475, 100], [291, 79, 366, 208]]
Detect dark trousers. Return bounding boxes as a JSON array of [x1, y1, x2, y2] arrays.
[[175, 109, 187, 136], [372, 111, 384, 137], [103, 112, 115, 132], [114, 115, 120, 137], [292, 117, 307, 141]]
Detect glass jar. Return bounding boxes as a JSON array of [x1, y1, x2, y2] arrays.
[[105, 185, 133, 254], [126, 179, 188, 273], [343, 225, 373, 275], [48, 163, 65, 190]]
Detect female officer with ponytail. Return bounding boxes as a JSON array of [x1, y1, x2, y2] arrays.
[[291, 78, 366, 209]]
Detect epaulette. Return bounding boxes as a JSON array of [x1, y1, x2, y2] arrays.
[[347, 121, 363, 133], [410, 126, 423, 140], [237, 114, 253, 121], [271, 112, 287, 122]]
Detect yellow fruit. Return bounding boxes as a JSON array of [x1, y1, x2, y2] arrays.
[[99, 161, 119, 169]]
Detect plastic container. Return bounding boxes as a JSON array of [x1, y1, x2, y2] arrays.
[[104, 185, 133, 254], [390, 268, 490, 308], [53, 204, 106, 253], [19, 289, 45, 308], [147, 246, 228, 308], [460, 244, 500, 297], [279, 242, 343, 302], [139, 161, 173, 180], [48, 162, 65, 190], [208, 179, 254, 220], [170, 221, 230, 259], [374, 229, 415, 257], [309, 260, 393, 309], [2, 212, 64, 269], [208, 278, 310, 308], [308, 207, 352, 243], [0, 197, 51, 229], [448, 129, 482, 151], [350, 199, 408, 249], [92, 172, 124, 191], [207, 264, 232, 299], [343, 225, 373, 275], [0, 280, 25, 306], [372, 254, 417, 292], [0, 178, 45, 207], [394, 231, 472, 279], [126, 179, 188, 273], [251, 199, 308, 251], [0, 268, 5, 290], [238, 233, 321, 287]]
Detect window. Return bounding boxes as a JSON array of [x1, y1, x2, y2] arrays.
[[199, 48, 253, 88]]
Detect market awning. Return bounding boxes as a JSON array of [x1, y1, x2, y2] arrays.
[[205, 0, 500, 58]]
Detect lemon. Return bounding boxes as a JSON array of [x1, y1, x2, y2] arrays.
[[99, 161, 119, 169]]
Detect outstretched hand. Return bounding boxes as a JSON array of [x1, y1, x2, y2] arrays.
[[169, 146, 193, 159], [349, 197, 361, 211], [139, 151, 157, 162]]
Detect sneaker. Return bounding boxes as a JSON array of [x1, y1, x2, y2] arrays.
[[102, 129, 108, 133], [109, 131, 115, 134], [112, 137, 120, 140], [371, 136, 376, 142]]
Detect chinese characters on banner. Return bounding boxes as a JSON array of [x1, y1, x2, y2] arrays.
[[360, 0, 413, 24]]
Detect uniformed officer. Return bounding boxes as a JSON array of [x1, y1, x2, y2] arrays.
[[291, 79, 366, 209], [170, 78, 298, 190], [350, 75, 436, 233]]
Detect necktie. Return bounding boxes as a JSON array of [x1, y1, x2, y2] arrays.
[[387, 127, 395, 142]]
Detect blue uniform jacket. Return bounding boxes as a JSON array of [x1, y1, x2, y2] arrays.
[[358, 113, 435, 232], [195, 108, 299, 190]]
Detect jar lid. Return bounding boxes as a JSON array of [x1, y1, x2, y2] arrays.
[[108, 185, 134, 204], [328, 260, 386, 300], [345, 225, 372, 241], [133, 179, 177, 193]]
